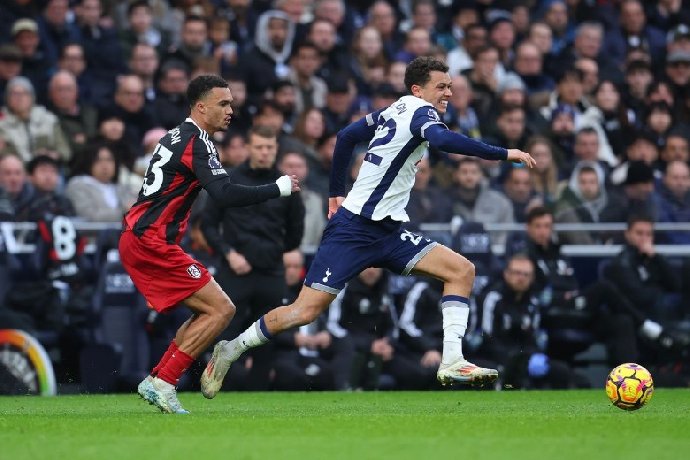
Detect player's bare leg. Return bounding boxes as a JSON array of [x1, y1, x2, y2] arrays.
[[140, 279, 235, 412], [411, 244, 498, 387], [201, 287, 335, 398]]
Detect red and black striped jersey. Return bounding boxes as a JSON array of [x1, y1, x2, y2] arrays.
[[124, 118, 280, 244]]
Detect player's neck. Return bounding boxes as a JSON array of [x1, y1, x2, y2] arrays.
[[188, 114, 213, 135]]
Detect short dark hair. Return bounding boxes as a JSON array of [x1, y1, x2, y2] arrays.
[[247, 125, 278, 141], [27, 154, 59, 174], [186, 75, 228, 107], [627, 213, 653, 229], [578, 165, 598, 177], [526, 205, 553, 224], [404, 57, 449, 93]]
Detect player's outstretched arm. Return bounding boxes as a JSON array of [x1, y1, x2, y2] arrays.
[[422, 123, 535, 167], [329, 109, 384, 199], [204, 175, 300, 208]]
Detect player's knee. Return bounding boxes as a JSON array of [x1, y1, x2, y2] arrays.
[[216, 297, 236, 327], [448, 254, 474, 283], [298, 302, 323, 325]]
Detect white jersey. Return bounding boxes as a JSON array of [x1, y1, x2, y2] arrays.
[[342, 95, 445, 221]]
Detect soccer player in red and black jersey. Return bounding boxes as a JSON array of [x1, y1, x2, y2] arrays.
[[119, 75, 299, 413]]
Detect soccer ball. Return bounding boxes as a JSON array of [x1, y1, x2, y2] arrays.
[[605, 363, 654, 411]]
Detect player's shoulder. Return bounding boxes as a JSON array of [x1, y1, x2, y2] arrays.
[[385, 95, 435, 121]]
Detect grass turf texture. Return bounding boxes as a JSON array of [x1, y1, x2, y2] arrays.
[[1, 390, 689, 460]]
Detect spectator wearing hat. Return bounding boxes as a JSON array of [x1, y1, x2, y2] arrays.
[[10, 18, 52, 105], [0, 45, 23, 107], [47, 70, 98, 156], [238, 10, 296, 107], [611, 132, 662, 185], [0, 1, 41, 43], [605, 160, 657, 227], [602, 0, 666, 69], [653, 160, 690, 244], [0, 77, 71, 163], [548, 103, 577, 163], [15, 154, 75, 222], [664, 49, 690, 121]]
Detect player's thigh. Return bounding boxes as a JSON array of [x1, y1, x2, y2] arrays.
[[410, 243, 473, 281], [183, 277, 233, 316]]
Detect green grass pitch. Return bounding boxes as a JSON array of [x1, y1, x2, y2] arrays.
[[1, 389, 689, 460]]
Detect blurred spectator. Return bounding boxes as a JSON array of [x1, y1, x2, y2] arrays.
[[387, 59, 407, 95], [163, 14, 212, 71], [288, 40, 327, 114], [307, 17, 349, 81], [446, 23, 488, 78], [607, 160, 657, 225], [660, 131, 689, 165], [602, 0, 666, 68], [217, 0, 259, 55], [554, 161, 613, 245], [65, 141, 136, 222], [528, 21, 556, 74], [271, 249, 351, 391], [443, 75, 481, 139], [291, 107, 326, 166], [133, 126, 167, 176], [208, 15, 238, 75], [367, 0, 404, 61], [477, 254, 581, 389], [512, 40, 555, 110], [321, 73, 355, 134], [450, 157, 514, 245], [611, 133, 660, 185], [56, 42, 95, 106], [559, 21, 622, 84], [152, 59, 191, 130], [0, 45, 23, 107], [0, 153, 31, 218], [488, 15, 516, 70], [461, 45, 501, 118], [128, 43, 160, 102], [574, 57, 599, 100], [10, 18, 52, 106], [239, 10, 295, 106], [74, 0, 127, 108], [548, 103, 577, 163], [216, 130, 249, 169], [563, 126, 613, 180], [349, 25, 389, 97], [252, 99, 302, 155], [37, 0, 81, 69], [654, 161, 690, 244], [485, 104, 529, 150], [0, 76, 71, 162], [503, 165, 541, 223], [47, 70, 98, 155], [119, 0, 171, 59], [406, 155, 453, 230], [606, 214, 685, 324], [394, 27, 432, 64], [328, 267, 436, 390], [519, 207, 643, 367], [277, 150, 326, 252], [525, 135, 562, 207], [270, 79, 299, 133], [225, 72, 252, 133], [305, 131, 336, 200], [16, 155, 74, 222], [102, 74, 158, 156], [589, 79, 631, 159], [622, 59, 653, 120]]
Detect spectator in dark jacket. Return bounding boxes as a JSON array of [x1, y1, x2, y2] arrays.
[[200, 125, 304, 390], [653, 161, 690, 244]]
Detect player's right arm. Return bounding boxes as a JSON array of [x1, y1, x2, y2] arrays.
[[192, 138, 298, 207]]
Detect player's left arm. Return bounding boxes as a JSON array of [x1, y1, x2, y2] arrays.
[[410, 107, 536, 167]]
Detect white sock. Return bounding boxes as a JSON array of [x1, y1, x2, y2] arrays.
[[440, 295, 469, 366], [224, 316, 272, 361]]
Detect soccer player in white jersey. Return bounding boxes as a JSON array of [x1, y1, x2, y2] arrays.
[[200, 57, 536, 396]]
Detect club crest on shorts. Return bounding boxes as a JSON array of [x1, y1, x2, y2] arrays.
[[187, 264, 202, 279]]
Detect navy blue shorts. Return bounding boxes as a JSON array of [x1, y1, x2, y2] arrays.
[[304, 208, 437, 294]]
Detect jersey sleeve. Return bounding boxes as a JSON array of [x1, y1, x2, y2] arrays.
[[410, 106, 508, 161], [409, 106, 447, 139], [191, 136, 280, 207]]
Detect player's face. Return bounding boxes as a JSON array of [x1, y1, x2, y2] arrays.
[[413, 70, 452, 114], [203, 87, 234, 132]]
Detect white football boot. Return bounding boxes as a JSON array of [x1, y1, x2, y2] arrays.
[[437, 359, 498, 387], [200, 340, 233, 399], [138, 376, 190, 414]]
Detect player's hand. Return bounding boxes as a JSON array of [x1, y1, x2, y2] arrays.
[[313, 331, 332, 349], [328, 196, 344, 219], [226, 250, 251, 275], [506, 148, 536, 168], [276, 174, 300, 197]]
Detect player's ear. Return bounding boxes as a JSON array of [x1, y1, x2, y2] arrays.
[[197, 101, 206, 114], [410, 84, 422, 97]]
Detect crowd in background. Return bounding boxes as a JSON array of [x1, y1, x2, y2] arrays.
[[0, 0, 690, 392]]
